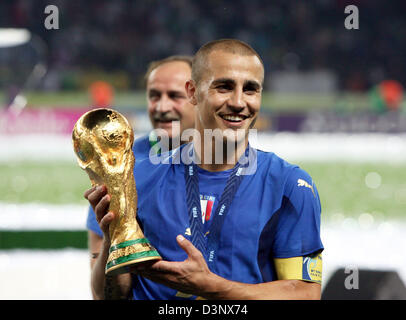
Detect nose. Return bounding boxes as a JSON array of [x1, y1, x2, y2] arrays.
[[156, 95, 173, 113], [228, 89, 245, 111]]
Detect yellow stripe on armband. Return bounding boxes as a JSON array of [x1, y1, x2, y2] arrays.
[[175, 291, 206, 300], [274, 252, 322, 284]]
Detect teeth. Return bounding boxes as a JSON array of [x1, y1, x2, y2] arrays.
[[156, 119, 178, 122], [222, 115, 245, 122]]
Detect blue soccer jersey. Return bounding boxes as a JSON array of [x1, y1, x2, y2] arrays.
[[128, 143, 323, 300]]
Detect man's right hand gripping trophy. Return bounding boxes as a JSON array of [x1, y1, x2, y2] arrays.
[[72, 108, 161, 275]]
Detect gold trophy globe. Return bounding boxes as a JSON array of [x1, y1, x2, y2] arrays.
[[72, 108, 161, 275]]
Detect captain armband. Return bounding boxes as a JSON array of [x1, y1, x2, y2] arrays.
[[274, 251, 322, 284]]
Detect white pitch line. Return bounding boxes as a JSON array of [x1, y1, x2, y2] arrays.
[[0, 202, 88, 231], [0, 249, 92, 300], [251, 132, 406, 163]]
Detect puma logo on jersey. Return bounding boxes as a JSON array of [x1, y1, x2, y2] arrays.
[[297, 179, 315, 197], [184, 228, 210, 237]]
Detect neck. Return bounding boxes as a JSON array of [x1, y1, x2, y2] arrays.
[[193, 132, 248, 172]]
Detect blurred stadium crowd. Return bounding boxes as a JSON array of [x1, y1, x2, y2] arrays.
[[1, 0, 405, 91]]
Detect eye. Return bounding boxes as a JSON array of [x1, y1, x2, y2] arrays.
[[148, 91, 161, 101], [169, 92, 186, 100], [216, 84, 233, 92], [244, 85, 260, 95], [244, 89, 256, 95]]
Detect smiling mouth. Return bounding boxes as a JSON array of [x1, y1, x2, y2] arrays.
[[219, 113, 249, 123], [156, 119, 177, 123], [154, 117, 180, 124]]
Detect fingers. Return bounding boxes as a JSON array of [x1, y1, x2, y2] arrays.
[[83, 186, 96, 199], [84, 185, 109, 220], [100, 211, 115, 234], [176, 235, 204, 260], [95, 194, 111, 223], [148, 260, 181, 274], [84, 185, 113, 233], [132, 260, 182, 286], [84, 185, 107, 209], [133, 262, 182, 290]]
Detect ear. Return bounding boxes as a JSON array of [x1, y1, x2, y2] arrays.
[[185, 80, 198, 105]]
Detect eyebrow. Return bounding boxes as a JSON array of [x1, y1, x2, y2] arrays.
[[148, 89, 160, 94], [244, 80, 262, 90], [148, 88, 186, 96], [211, 78, 262, 90]]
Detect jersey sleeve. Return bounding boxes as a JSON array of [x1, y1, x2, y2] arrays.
[[86, 205, 103, 237], [272, 167, 324, 259]]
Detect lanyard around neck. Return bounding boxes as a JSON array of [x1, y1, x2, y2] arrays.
[[183, 143, 249, 272]]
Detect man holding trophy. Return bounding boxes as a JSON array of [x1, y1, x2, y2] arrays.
[[84, 55, 195, 299], [80, 39, 323, 300]]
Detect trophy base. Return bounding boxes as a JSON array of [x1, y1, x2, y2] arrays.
[[105, 238, 161, 275]]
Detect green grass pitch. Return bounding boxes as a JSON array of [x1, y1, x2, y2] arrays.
[[1, 161, 405, 220]]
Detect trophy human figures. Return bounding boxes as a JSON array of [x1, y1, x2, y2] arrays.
[[72, 108, 161, 275]]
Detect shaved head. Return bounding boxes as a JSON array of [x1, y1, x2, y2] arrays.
[[191, 39, 264, 85]]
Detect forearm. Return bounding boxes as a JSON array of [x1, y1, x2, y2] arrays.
[[135, 236, 320, 300], [202, 274, 321, 300], [90, 238, 133, 300], [90, 238, 110, 300]]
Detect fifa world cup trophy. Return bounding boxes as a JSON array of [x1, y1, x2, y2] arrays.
[[72, 108, 161, 275]]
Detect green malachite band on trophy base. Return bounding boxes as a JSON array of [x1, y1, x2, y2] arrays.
[[106, 250, 160, 270], [109, 238, 150, 253]]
